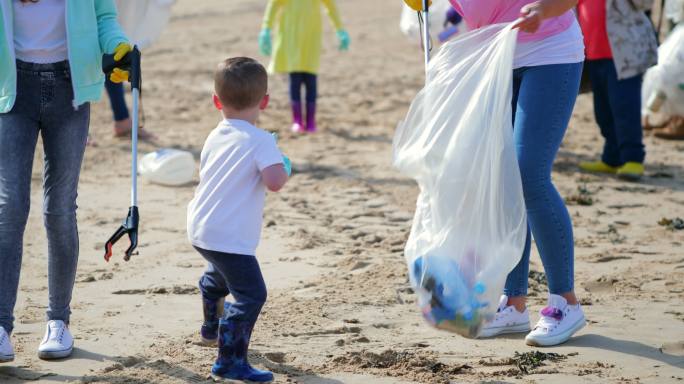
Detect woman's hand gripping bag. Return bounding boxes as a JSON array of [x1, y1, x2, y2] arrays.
[[393, 23, 527, 338]]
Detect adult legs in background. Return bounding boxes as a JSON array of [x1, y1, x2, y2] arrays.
[[289, 73, 305, 133], [105, 77, 155, 141], [583, 59, 645, 180]]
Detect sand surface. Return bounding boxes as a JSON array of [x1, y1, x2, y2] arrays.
[[1, 1, 683, 383]]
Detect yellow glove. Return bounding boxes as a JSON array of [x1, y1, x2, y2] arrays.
[[109, 68, 129, 83], [404, 0, 432, 11], [109, 43, 132, 83]]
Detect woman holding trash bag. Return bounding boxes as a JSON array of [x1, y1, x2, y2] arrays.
[[0, 0, 130, 362], [448, 0, 586, 346]]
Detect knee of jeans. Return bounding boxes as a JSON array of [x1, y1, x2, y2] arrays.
[[519, 167, 549, 204], [0, 196, 30, 226], [43, 195, 77, 217], [249, 284, 267, 308]]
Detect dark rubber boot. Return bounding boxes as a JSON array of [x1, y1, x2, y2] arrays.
[[200, 296, 224, 346], [305, 102, 317, 133], [291, 101, 305, 133], [211, 319, 274, 382]]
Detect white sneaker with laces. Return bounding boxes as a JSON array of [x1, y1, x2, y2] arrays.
[[38, 320, 74, 360], [478, 295, 531, 338], [525, 294, 586, 347], [0, 326, 14, 363]]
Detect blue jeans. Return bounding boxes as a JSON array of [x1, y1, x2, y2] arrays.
[[289, 72, 317, 103], [504, 63, 582, 297], [585, 59, 645, 166], [195, 247, 267, 326], [0, 61, 89, 334], [104, 78, 130, 122]]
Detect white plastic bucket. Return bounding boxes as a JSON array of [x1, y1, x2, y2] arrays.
[[139, 148, 195, 186]]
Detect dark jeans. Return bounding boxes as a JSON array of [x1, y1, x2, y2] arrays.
[[504, 63, 582, 297], [195, 247, 267, 326], [104, 78, 130, 122], [289, 72, 317, 103], [0, 60, 89, 334], [586, 59, 645, 166]]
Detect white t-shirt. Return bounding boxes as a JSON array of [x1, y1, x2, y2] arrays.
[[13, 0, 68, 64], [514, 19, 585, 69], [187, 119, 283, 256]]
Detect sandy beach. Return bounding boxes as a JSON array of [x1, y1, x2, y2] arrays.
[[1, 0, 683, 383]]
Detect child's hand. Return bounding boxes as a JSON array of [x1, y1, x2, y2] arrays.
[[337, 30, 350, 51], [282, 155, 292, 177], [259, 29, 272, 56]]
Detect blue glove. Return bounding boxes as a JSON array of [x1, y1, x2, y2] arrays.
[[258, 28, 272, 56], [336, 30, 350, 51], [282, 155, 292, 177]]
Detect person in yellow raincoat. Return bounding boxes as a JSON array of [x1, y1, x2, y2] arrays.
[[259, 0, 350, 133]]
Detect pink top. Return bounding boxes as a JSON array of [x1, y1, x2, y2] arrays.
[[448, 0, 575, 42]]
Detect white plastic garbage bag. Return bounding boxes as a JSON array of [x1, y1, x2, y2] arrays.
[[393, 23, 527, 338], [116, 0, 176, 49], [665, 0, 684, 23], [642, 25, 684, 126], [139, 148, 195, 186]]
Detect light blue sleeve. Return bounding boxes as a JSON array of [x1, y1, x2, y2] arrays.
[[94, 0, 129, 54]]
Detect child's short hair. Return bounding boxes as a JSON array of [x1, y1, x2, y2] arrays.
[[214, 57, 268, 111]]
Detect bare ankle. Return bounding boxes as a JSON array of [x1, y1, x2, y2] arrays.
[[560, 292, 579, 306], [507, 296, 527, 312]]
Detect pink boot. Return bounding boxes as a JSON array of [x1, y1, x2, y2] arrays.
[[291, 101, 305, 133], [305, 102, 317, 133]]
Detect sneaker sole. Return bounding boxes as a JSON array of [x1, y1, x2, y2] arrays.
[[0, 354, 14, 363], [38, 345, 73, 360], [617, 173, 642, 182], [210, 374, 273, 383], [478, 323, 531, 338], [525, 317, 586, 347]]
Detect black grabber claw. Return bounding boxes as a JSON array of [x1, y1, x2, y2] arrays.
[[104, 206, 139, 262]]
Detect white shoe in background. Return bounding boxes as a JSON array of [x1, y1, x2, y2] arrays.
[[525, 294, 586, 347], [0, 326, 14, 363], [38, 320, 74, 360], [478, 295, 531, 338]]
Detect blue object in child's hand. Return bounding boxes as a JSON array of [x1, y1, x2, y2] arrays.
[[282, 155, 292, 177], [337, 30, 350, 51], [258, 29, 272, 56]]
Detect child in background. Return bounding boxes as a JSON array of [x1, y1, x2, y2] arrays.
[[259, 0, 350, 134], [187, 57, 290, 382], [577, 0, 657, 181]]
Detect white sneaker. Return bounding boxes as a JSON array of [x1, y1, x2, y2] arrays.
[[525, 294, 586, 347], [38, 320, 74, 360], [0, 326, 14, 363], [478, 295, 531, 338]]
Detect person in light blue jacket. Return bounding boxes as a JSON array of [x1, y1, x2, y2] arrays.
[[0, 0, 130, 362]]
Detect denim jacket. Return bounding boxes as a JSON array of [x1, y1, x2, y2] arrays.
[[606, 0, 658, 79], [0, 0, 128, 112]]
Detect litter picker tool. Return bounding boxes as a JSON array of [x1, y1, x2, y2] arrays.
[[404, 0, 432, 78], [102, 46, 142, 262]]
